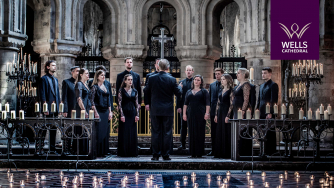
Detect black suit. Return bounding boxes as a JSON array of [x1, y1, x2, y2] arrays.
[[39, 73, 60, 152], [209, 80, 221, 154], [62, 77, 76, 118], [144, 72, 182, 157], [144, 71, 158, 105], [116, 70, 141, 105], [256, 79, 279, 155], [176, 77, 193, 146]]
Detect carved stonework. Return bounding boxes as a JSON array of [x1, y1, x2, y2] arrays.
[[101, 44, 145, 60]]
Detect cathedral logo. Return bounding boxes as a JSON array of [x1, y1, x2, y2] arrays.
[[271, 0, 318, 60], [279, 23, 311, 39]]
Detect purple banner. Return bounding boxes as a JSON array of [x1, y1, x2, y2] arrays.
[[271, 0, 319, 60]]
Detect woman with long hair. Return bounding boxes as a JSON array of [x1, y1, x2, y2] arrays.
[[90, 70, 113, 157], [214, 74, 234, 158], [226, 68, 252, 156], [73, 68, 90, 154], [183, 75, 210, 158], [117, 74, 140, 157]]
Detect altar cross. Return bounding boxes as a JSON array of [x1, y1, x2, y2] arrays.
[[151, 28, 174, 59]]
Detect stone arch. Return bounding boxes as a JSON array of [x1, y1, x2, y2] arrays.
[[204, 0, 251, 50], [134, 0, 191, 46], [74, 0, 120, 47]]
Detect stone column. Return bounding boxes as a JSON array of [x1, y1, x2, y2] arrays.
[[175, 45, 221, 86]]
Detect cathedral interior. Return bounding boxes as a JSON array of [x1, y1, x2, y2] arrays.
[[0, 0, 334, 187]]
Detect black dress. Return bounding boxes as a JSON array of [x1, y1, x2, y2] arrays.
[[214, 88, 233, 158], [90, 84, 111, 157], [184, 89, 210, 157], [117, 88, 140, 157], [73, 81, 91, 154], [228, 82, 252, 156]]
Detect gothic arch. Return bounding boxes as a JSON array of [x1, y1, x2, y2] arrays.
[[134, 0, 191, 46], [203, 0, 252, 50], [74, 0, 121, 46]]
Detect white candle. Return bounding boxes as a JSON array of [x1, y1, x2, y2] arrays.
[[317, 62, 319, 75], [71, 110, 76, 119], [249, 67, 254, 80], [289, 88, 292, 98], [281, 104, 286, 115], [274, 104, 278, 114], [308, 108, 312, 120], [35, 103, 40, 112], [320, 104, 324, 114], [292, 64, 295, 76], [2, 111, 7, 119], [19, 110, 24, 120], [320, 63, 323, 75], [246, 109, 251, 119], [80, 110, 85, 120], [59, 102, 64, 113], [289, 104, 294, 115], [266, 103, 270, 114], [5, 102, 10, 112], [11, 110, 16, 119], [299, 108, 304, 120], [327, 104, 332, 115], [33, 87, 37, 97], [255, 109, 260, 119], [324, 110, 329, 120], [43, 102, 48, 113], [51, 102, 56, 113], [6, 63, 9, 73], [316, 108, 320, 120], [0, 103, 2, 112], [237, 109, 242, 119], [89, 110, 94, 120]]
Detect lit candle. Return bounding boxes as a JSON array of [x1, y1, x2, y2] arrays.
[[327, 104, 332, 115], [33, 87, 37, 97], [324, 110, 329, 120], [20, 180, 25, 186], [217, 176, 222, 181], [279, 174, 284, 179], [308, 108, 312, 120], [80, 110, 85, 119], [299, 108, 304, 120], [320, 104, 324, 114], [237, 109, 242, 119], [191, 172, 196, 177], [246, 172, 251, 176], [11, 110, 16, 119], [35, 103, 40, 113], [289, 104, 294, 115], [71, 110, 76, 119], [223, 178, 228, 184], [292, 64, 295, 76], [226, 171, 231, 176], [59, 102, 64, 113], [309, 175, 314, 180], [51, 101, 56, 113], [319, 178, 325, 183], [41, 175, 46, 181], [2, 111, 6, 119], [274, 104, 278, 114], [255, 109, 260, 119], [249, 180, 254, 186], [316, 108, 320, 120], [297, 64, 300, 76], [246, 108, 251, 119], [249, 67, 254, 80], [281, 104, 286, 115], [174, 180, 180, 186], [89, 110, 94, 120], [289, 88, 292, 98], [264, 182, 269, 187], [5, 102, 10, 112], [19, 110, 24, 120], [43, 102, 48, 113], [320, 63, 323, 75], [261, 172, 266, 177]]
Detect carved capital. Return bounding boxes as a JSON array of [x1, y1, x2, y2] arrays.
[[32, 39, 84, 55], [101, 44, 145, 60], [175, 45, 221, 61]]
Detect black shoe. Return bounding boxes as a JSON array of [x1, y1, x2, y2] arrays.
[[151, 156, 159, 161], [163, 156, 171, 160], [207, 151, 214, 156]]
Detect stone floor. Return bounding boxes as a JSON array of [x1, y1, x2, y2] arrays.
[[0, 169, 333, 187]]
